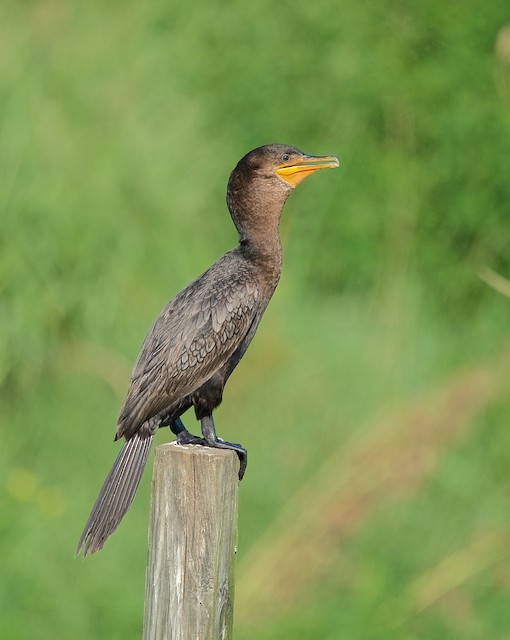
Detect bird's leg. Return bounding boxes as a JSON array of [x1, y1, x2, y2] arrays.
[[200, 414, 247, 480], [171, 417, 206, 446]]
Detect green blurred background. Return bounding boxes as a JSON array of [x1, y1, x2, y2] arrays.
[[1, 1, 510, 638]]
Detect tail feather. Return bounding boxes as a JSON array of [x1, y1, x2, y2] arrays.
[[77, 433, 154, 556]]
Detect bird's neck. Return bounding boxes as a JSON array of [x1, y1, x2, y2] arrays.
[[231, 204, 283, 277], [227, 177, 289, 276], [238, 234, 282, 278]]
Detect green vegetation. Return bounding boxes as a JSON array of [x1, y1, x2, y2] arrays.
[[1, 1, 510, 638]]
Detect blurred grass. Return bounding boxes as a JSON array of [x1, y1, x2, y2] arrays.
[[1, 1, 510, 639]]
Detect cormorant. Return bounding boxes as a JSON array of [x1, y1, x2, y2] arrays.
[[77, 144, 339, 555]]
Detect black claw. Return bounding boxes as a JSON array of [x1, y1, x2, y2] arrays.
[[236, 448, 247, 480], [207, 439, 247, 480], [226, 443, 247, 480]]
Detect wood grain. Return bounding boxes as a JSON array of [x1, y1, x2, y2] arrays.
[[143, 443, 239, 640]]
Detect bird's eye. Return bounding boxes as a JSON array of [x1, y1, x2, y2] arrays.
[[282, 154, 290, 162]]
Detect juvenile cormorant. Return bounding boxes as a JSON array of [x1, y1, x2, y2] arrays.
[[77, 144, 339, 555]]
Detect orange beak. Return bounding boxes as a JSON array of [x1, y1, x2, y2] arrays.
[[276, 154, 340, 187]]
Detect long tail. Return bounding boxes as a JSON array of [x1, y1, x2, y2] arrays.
[[76, 433, 154, 556]]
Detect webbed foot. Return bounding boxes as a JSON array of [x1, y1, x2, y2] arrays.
[[176, 430, 207, 446], [172, 417, 207, 446], [201, 414, 247, 480]]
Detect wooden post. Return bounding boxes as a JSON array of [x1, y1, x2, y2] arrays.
[[143, 442, 239, 640]]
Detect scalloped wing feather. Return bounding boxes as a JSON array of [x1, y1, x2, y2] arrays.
[[116, 260, 259, 439]]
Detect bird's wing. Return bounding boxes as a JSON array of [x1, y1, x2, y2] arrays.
[[116, 265, 259, 439]]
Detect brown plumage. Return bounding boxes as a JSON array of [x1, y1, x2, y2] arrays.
[[77, 144, 339, 555]]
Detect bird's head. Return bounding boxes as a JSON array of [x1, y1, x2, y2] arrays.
[[233, 144, 339, 190], [227, 144, 339, 247]]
